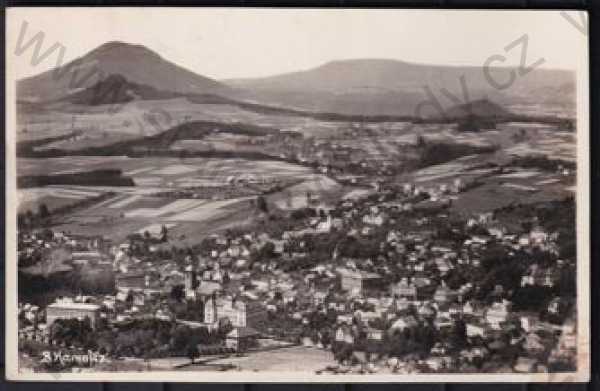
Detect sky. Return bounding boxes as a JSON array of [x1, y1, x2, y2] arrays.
[[6, 8, 588, 81]]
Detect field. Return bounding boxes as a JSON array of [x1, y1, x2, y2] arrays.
[[18, 187, 104, 213], [407, 154, 574, 217], [268, 175, 348, 210], [17, 153, 329, 243], [48, 192, 256, 243], [18, 156, 312, 180], [17, 96, 576, 242], [450, 175, 573, 215], [17, 98, 356, 145]]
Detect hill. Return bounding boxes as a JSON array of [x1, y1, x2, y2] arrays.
[[57, 74, 182, 105], [17, 41, 229, 102], [228, 58, 575, 116], [16, 42, 576, 120]]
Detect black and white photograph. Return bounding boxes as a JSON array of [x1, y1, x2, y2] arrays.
[[4, 8, 590, 382]]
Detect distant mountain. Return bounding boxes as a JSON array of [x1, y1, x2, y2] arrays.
[[57, 74, 182, 105], [18, 41, 229, 102], [228, 59, 575, 116], [18, 43, 576, 118]]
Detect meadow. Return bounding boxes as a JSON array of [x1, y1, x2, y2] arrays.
[[16, 96, 576, 243], [17, 153, 319, 243]]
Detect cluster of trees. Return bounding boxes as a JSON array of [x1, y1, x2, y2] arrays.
[[18, 169, 134, 188], [383, 324, 439, 358], [19, 266, 115, 307], [17, 204, 52, 230], [18, 192, 116, 230], [46, 317, 231, 360], [17, 130, 82, 157], [416, 137, 498, 168], [510, 156, 576, 172], [456, 117, 498, 132]]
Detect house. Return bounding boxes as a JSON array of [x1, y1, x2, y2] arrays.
[[365, 328, 384, 352], [430, 342, 449, 356], [448, 303, 463, 317], [21, 304, 40, 323], [387, 231, 401, 243], [116, 272, 147, 291], [354, 310, 379, 323], [337, 268, 382, 294], [460, 347, 489, 363], [225, 327, 260, 352], [116, 291, 129, 302], [529, 227, 549, 244], [205, 296, 245, 327], [132, 291, 145, 306], [363, 213, 385, 226], [487, 227, 505, 239], [434, 316, 453, 331], [336, 314, 353, 325], [559, 323, 577, 350], [485, 300, 512, 330], [390, 278, 418, 300], [195, 281, 223, 298], [435, 259, 452, 275], [433, 283, 457, 304], [393, 297, 411, 312], [367, 328, 384, 341], [425, 356, 452, 371], [389, 316, 418, 332], [417, 303, 436, 318], [250, 279, 270, 293], [547, 297, 565, 315], [521, 265, 556, 288], [282, 290, 297, 304], [71, 250, 104, 262], [46, 299, 101, 329], [316, 215, 333, 233], [466, 321, 488, 339], [335, 325, 354, 345], [314, 291, 329, 306], [520, 314, 539, 333], [523, 333, 545, 354], [478, 213, 493, 224], [514, 357, 538, 373]]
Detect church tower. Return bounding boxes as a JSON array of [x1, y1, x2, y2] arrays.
[[184, 265, 197, 293]]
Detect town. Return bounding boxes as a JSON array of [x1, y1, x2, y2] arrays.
[[17, 169, 577, 374]]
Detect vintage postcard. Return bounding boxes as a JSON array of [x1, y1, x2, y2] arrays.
[[5, 8, 590, 382]]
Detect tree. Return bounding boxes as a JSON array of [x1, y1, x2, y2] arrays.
[[171, 325, 191, 353], [25, 210, 34, 228], [160, 225, 169, 243], [38, 203, 50, 220], [170, 285, 185, 302], [450, 318, 467, 350], [186, 342, 199, 364], [256, 196, 268, 213]]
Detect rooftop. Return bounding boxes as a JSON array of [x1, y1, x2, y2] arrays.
[[47, 302, 100, 311]]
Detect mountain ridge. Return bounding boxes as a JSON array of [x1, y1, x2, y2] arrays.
[[227, 58, 575, 116], [17, 41, 576, 117]]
